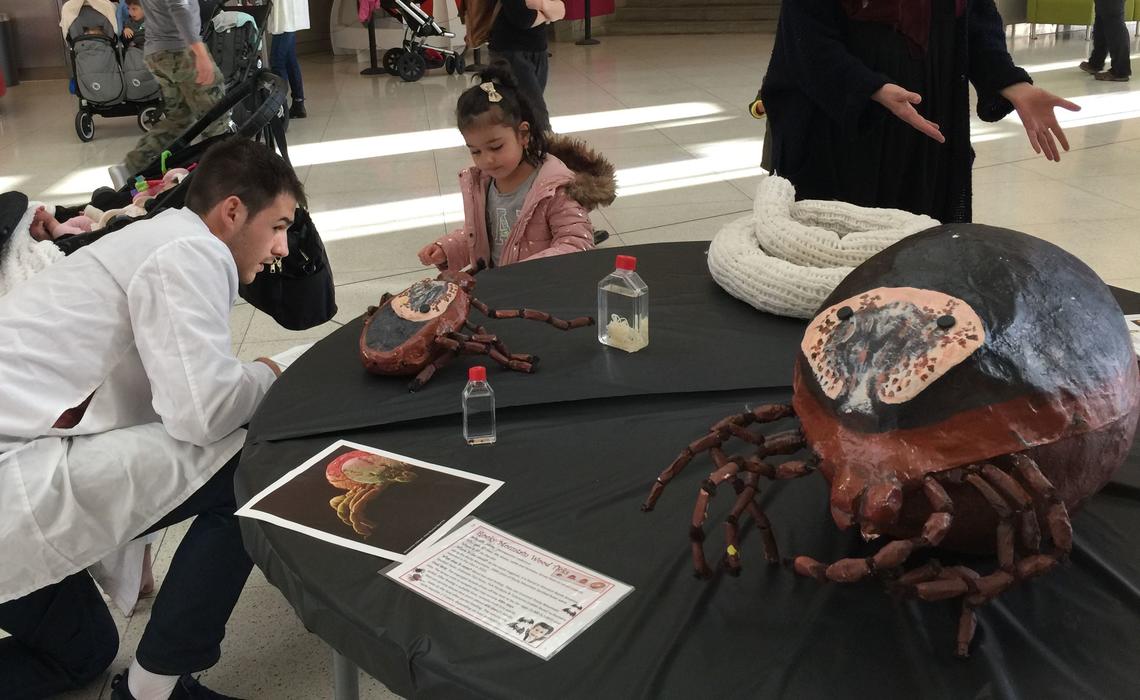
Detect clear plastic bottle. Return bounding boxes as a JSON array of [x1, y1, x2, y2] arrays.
[[597, 254, 649, 352], [462, 366, 496, 445]]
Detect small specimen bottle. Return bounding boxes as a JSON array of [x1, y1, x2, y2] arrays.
[[597, 254, 649, 352], [462, 365, 496, 445]]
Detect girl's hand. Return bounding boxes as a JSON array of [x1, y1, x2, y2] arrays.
[[1000, 82, 1080, 162], [871, 84, 945, 143], [417, 243, 447, 267]]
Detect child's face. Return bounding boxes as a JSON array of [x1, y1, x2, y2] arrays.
[[461, 117, 530, 182], [128, 4, 144, 21]]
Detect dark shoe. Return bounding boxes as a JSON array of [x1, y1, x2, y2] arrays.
[[1078, 60, 1102, 75], [109, 671, 243, 700], [592, 229, 610, 245], [1094, 70, 1130, 82], [110, 672, 135, 700], [171, 674, 244, 699], [288, 99, 307, 119]]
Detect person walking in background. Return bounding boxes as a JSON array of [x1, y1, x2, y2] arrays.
[[488, 0, 566, 134], [114, 0, 225, 183], [1080, 0, 1132, 82], [269, 0, 310, 118]]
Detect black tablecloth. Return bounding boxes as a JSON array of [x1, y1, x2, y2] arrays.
[[238, 242, 1140, 699]]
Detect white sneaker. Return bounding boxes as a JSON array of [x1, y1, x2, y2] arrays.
[[108, 163, 132, 189]]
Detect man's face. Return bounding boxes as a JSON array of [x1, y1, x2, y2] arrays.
[[216, 194, 295, 284]]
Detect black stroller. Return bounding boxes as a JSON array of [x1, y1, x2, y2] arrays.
[[65, 70, 289, 223], [203, 0, 272, 92], [62, 0, 162, 142], [203, 1, 280, 127], [380, 0, 465, 82]]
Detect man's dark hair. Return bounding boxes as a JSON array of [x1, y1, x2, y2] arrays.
[[186, 138, 307, 218]]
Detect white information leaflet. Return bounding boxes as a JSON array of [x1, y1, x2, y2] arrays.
[[385, 519, 633, 660]]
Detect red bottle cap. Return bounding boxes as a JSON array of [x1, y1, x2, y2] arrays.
[[468, 366, 487, 382], [615, 255, 637, 271]]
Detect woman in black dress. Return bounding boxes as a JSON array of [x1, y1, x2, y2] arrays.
[[761, 0, 1079, 223]]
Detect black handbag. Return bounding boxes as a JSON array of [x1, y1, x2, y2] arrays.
[[239, 206, 338, 331]]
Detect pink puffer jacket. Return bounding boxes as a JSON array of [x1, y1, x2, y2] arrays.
[[433, 135, 617, 270]]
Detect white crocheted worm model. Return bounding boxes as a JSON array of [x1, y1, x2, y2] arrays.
[[0, 201, 66, 298], [708, 176, 939, 319]]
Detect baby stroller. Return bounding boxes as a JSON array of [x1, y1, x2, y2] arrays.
[[203, 1, 280, 131], [61, 0, 162, 142], [380, 0, 465, 82], [73, 71, 289, 223], [203, 1, 272, 93]]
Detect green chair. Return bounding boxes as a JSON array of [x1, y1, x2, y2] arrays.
[[1026, 0, 1094, 39]]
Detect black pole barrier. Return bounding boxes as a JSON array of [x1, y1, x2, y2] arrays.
[[361, 13, 385, 75], [575, 0, 601, 46]]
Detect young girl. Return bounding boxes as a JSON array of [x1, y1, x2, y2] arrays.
[[417, 62, 615, 271]]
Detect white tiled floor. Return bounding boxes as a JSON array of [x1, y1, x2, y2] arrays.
[[3, 27, 1140, 700]]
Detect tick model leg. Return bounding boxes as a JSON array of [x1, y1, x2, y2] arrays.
[[471, 298, 594, 330]]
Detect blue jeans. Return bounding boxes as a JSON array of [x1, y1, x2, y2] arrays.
[[270, 31, 305, 100]]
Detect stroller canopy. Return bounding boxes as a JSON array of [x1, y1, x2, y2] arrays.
[[60, 0, 119, 40]]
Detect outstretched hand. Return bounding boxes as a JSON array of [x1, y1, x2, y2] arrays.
[[1000, 82, 1081, 162], [871, 84, 946, 144]]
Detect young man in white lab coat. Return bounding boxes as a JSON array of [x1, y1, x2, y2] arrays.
[[0, 138, 304, 700]]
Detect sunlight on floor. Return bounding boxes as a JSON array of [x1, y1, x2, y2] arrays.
[[43, 165, 115, 200], [290, 102, 724, 167], [313, 145, 767, 242], [0, 175, 27, 193], [1018, 52, 1140, 74]]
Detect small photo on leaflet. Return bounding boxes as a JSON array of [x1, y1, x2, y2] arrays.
[[238, 441, 502, 560]]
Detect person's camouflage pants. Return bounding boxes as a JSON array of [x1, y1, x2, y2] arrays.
[[124, 49, 227, 172]]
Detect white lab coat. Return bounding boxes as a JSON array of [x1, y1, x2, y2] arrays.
[[0, 208, 276, 604], [269, 0, 310, 34]]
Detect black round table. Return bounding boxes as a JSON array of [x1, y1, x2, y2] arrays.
[[237, 242, 1140, 700]]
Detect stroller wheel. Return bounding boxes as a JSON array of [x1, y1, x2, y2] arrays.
[[383, 48, 404, 77], [445, 56, 457, 75], [455, 54, 466, 75], [397, 52, 427, 83], [137, 106, 162, 132], [75, 112, 95, 142]]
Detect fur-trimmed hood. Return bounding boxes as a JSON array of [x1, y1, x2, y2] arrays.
[[545, 134, 617, 211]]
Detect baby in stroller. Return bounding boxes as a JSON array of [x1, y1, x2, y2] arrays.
[[60, 0, 162, 142]]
